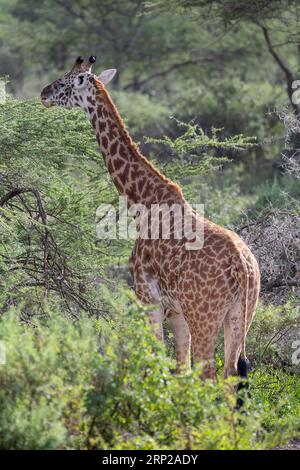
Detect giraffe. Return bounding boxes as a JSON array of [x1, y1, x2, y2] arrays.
[[41, 56, 260, 381]]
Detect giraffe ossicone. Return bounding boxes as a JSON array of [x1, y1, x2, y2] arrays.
[[41, 56, 260, 381]]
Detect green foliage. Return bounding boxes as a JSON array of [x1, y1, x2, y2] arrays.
[[247, 299, 300, 370], [170, 78, 284, 141], [1, 0, 297, 178], [192, 171, 254, 227], [246, 175, 300, 218], [146, 120, 256, 213], [146, 120, 251, 176], [0, 308, 96, 449], [112, 90, 170, 136], [147, 119, 256, 163], [0, 97, 118, 317], [0, 293, 299, 450]]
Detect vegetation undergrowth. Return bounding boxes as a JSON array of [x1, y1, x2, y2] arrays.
[[0, 290, 299, 450]]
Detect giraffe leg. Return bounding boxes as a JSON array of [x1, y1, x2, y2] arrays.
[[133, 267, 164, 343], [189, 321, 221, 381], [148, 308, 164, 342], [167, 311, 191, 373]]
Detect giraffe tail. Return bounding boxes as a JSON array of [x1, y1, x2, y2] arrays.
[[235, 249, 251, 379], [237, 356, 251, 378], [233, 250, 252, 408]]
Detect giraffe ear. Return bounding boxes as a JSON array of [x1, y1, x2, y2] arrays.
[[97, 69, 117, 85]]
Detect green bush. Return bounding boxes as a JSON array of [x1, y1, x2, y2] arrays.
[[112, 90, 170, 136], [247, 175, 300, 218], [0, 97, 129, 317], [170, 78, 284, 141], [0, 291, 299, 450], [247, 299, 300, 369]]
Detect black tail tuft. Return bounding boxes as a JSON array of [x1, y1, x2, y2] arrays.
[[237, 357, 250, 379], [236, 357, 251, 409]]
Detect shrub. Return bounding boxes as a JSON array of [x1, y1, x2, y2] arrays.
[[0, 292, 299, 450]]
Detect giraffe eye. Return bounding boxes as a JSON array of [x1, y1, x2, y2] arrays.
[[78, 75, 84, 85]]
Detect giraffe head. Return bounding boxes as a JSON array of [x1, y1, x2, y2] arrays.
[[41, 56, 117, 109]]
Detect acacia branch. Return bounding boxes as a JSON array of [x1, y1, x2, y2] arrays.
[[0, 187, 47, 224], [123, 59, 203, 91], [261, 26, 300, 115], [0, 187, 105, 317]]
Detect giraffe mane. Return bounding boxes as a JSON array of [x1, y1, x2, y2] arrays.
[[92, 77, 184, 198]]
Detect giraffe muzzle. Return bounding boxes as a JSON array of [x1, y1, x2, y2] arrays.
[[41, 97, 53, 108], [41, 85, 55, 108]]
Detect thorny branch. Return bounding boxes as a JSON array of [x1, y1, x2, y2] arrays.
[[0, 187, 105, 319]]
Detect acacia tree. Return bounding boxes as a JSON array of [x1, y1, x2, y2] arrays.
[[163, 0, 300, 114], [0, 0, 202, 93]]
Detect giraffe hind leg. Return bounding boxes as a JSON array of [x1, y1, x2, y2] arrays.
[[167, 310, 191, 374], [223, 301, 252, 407], [148, 308, 164, 342], [223, 302, 245, 379], [189, 319, 223, 381]]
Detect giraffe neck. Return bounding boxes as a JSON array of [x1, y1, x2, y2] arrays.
[[84, 77, 184, 207]]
